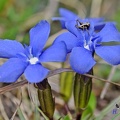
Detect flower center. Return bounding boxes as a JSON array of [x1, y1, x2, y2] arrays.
[[83, 37, 93, 51], [84, 44, 90, 50], [29, 57, 39, 64]]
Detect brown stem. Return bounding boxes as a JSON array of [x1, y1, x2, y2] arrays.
[[76, 112, 82, 120], [64, 103, 70, 114], [50, 118, 54, 120]]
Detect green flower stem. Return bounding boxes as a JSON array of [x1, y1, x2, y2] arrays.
[[60, 63, 74, 103], [60, 72, 73, 103], [36, 79, 55, 120]]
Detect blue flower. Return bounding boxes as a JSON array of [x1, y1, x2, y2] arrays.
[[52, 8, 113, 31], [54, 20, 120, 74], [0, 20, 67, 83]]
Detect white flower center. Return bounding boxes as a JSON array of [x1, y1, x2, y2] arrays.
[[84, 40, 90, 50], [29, 57, 39, 64], [84, 44, 90, 50]]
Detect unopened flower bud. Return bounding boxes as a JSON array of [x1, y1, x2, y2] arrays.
[[74, 70, 92, 112], [36, 79, 55, 119]]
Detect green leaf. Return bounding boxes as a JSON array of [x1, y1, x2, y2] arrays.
[[0, 0, 8, 12], [1, 27, 18, 40], [17, 108, 26, 120], [63, 115, 71, 120], [112, 69, 120, 82], [33, 107, 41, 120], [81, 92, 96, 120], [35, 105, 49, 120]]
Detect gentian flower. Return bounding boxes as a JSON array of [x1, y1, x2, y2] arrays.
[[53, 19, 120, 74], [52, 8, 112, 31], [0, 20, 67, 83]]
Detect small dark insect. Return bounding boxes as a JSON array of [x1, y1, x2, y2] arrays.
[[116, 104, 120, 109], [75, 19, 90, 30]]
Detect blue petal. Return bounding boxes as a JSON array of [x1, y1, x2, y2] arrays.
[[0, 58, 27, 83], [65, 20, 85, 38], [53, 32, 80, 52], [29, 20, 50, 56], [16, 53, 28, 62], [70, 47, 96, 74], [24, 64, 49, 83], [52, 8, 78, 29], [95, 23, 120, 42], [95, 45, 120, 65], [0, 39, 24, 58], [94, 23, 105, 31], [59, 8, 78, 20], [94, 21, 116, 31], [39, 42, 67, 62], [88, 17, 105, 31], [60, 21, 66, 29]]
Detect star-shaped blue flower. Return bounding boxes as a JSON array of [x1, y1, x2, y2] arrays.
[[54, 20, 120, 74], [52, 8, 106, 30], [0, 20, 67, 83]]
